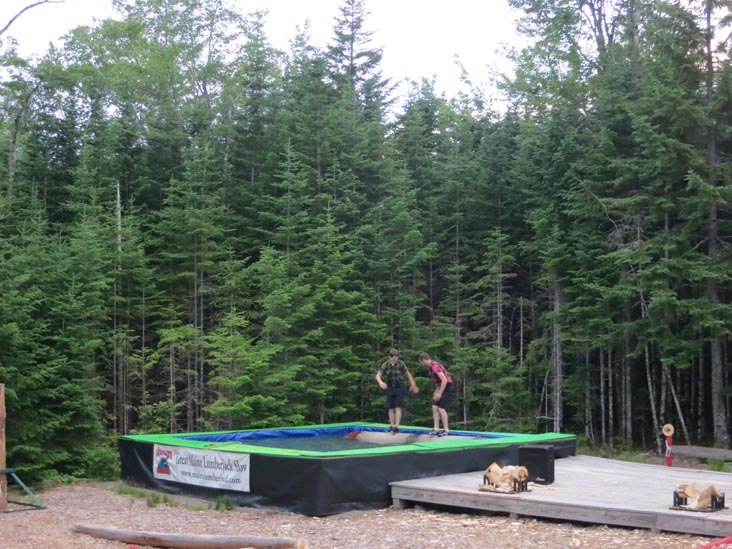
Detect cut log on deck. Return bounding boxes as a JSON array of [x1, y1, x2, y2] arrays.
[[671, 446, 732, 461], [71, 524, 307, 549]]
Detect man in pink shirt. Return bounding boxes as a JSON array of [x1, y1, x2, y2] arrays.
[[419, 352, 455, 437]]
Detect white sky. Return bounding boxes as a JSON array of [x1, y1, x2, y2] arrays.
[[2, 0, 523, 99]]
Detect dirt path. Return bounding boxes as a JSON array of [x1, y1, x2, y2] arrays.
[[1, 481, 713, 548]]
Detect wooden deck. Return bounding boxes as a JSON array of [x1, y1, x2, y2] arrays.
[[390, 455, 732, 536]]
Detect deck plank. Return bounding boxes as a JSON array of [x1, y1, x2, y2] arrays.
[[389, 455, 732, 536]]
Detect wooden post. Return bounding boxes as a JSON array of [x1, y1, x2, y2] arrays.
[[0, 383, 7, 510]]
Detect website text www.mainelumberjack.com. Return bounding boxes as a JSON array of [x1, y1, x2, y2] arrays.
[[180, 470, 242, 484]]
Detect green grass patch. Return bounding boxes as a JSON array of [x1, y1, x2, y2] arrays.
[[113, 484, 148, 499], [146, 491, 163, 507], [215, 495, 234, 511], [708, 458, 729, 472], [111, 484, 209, 510]]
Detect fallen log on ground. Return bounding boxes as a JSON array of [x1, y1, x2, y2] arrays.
[[72, 523, 307, 549]]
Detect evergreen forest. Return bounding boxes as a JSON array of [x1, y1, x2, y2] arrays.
[[2, 0, 732, 480]]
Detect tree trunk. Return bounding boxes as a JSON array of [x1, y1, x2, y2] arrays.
[[698, 341, 705, 439], [600, 349, 606, 448], [644, 341, 662, 455], [608, 346, 614, 452], [662, 364, 691, 445], [169, 347, 176, 434], [710, 337, 728, 446], [495, 233, 504, 353], [704, 0, 729, 448], [142, 283, 148, 410], [623, 345, 632, 448], [114, 183, 127, 434], [584, 347, 595, 446], [659, 348, 667, 426], [622, 293, 633, 448], [519, 297, 525, 370], [551, 280, 563, 433], [5, 82, 39, 211], [0, 384, 6, 511]]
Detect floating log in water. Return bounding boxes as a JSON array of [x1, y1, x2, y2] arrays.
[[71, 524, 307, 549], [349, 431, 470, 445]]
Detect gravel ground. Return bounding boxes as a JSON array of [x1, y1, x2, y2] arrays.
[[1, 481, 714, 548]]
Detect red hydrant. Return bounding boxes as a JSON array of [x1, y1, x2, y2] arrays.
[[662, 424, 674, 467]]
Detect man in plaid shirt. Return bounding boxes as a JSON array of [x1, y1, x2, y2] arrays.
[[376, 348, 419, 433]]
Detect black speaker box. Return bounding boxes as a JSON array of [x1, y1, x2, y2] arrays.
[[518, 444, 555, 484]]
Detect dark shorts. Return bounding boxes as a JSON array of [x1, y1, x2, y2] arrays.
[[433, 382, 455, 410], [385, 385, 406, 409]]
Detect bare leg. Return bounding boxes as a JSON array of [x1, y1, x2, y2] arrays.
[[432, 405, 440, 431], [438, 407, 449, 433], [388, 408, 395, 427], [394, 407, 402, 428]]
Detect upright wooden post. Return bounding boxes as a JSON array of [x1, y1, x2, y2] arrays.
[[0, 383, 7, 510]]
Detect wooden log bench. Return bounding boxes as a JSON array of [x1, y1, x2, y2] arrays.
[[671, 446, 732, 461]]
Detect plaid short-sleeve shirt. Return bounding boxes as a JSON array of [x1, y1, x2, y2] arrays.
[[379, 359, 409, 387]]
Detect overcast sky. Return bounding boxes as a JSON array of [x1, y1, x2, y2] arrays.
[[3, 0, 523, 99]]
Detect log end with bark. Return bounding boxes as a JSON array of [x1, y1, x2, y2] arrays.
[[676, 483, 723, 510], [479, 462, 529, 493]]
